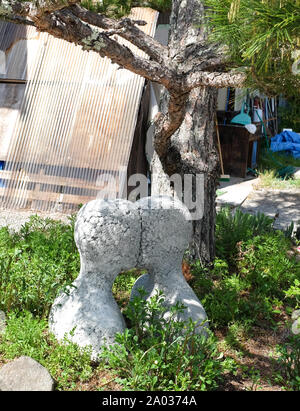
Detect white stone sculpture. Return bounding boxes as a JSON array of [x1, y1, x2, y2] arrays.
[[49, 196, 207, 359], [49, 199, 141, 360], [131, 196, 208, 331]]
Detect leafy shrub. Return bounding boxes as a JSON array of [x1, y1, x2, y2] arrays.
[[284, 280, 300, 308], [0, 311, 93, 391], [192, 262, 253, 327], [99, 290, 235, 391], [278, 98, 300, 133], [237, 232, 299, 301], [216, 207, 274, 262], [0, 215, 80, 317], [192, 229, 300, 327], [275, 311, 300, 391], [275, 335, 300, 390]]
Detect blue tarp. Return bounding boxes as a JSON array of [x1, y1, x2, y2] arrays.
[[270, 130, 300, 159]]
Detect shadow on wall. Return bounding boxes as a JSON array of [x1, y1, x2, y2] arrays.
[[0, 22, 28, 184]]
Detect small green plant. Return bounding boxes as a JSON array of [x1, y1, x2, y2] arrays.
[[237, 232, 299, 301], [216, 207, 274, 262], [284, 280, 300, 308], [99, 290, 236, 391], [274, 311, 300, 391], [193, 218, 300, 328]]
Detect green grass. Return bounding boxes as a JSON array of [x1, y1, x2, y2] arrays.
[[256, 150, 300, 189], [192, 208, 300, 328], [0, 215, 80, 317], [257, 170, 300, 189], [99, 291, 236, 391]]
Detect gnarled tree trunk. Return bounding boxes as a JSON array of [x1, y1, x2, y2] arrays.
[[151, 1, 220, 264]]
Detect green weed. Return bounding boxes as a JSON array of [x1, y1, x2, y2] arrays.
[[215, 207, 274, 262], [0, 215, 80, 317], [193, 212, 300, 328], [99, 290, 236, 391], [274, 311, 300, 390]]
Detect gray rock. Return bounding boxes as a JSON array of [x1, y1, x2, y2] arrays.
[[0, 356, 55, 391], [130, 273, 154, 298], [0, 310, 6, 334], [241, 189, 300, 231], [291, 310, 300, 334]]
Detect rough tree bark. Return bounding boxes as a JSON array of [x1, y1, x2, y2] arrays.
[[151, 0, 221, 264], [0, 0, 246, 265]]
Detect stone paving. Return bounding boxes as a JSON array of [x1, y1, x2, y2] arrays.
[[216, 176, 259, 208], [217, 176, 300, 231], [241, 189, 300, 231]]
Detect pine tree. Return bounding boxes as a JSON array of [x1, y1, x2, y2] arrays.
[[206, 0, 300, 97]]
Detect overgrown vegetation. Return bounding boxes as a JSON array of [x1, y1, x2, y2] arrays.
[[0, 311, 93, 391], [0, 215, 80, 317], [0, 209, 299, 390], [278, 97, 300, 133], [99, 290, 235, 391]]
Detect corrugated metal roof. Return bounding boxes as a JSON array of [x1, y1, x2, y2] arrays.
[[0, 8, 158, 212]]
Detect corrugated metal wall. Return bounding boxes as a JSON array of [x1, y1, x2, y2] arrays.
[[0, 8, 158, 212]]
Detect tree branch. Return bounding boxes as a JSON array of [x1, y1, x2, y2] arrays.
[[153, 91, 189, 161], [2, 0, 80, 18], [0, 13, 35, 25], [0, 1, 181, 91], [0, 0, 247, 160], [70, 4, 168, 64], [185, 70, 246, 90], [25, 7, 182, 91]]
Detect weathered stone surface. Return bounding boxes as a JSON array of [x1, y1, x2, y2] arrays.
[[132, 196, 208, 332], [49, 196, 208, 359], [0, 356, 54, 391], [0, 310, 6, 334], [49, 199, 141, 360]]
